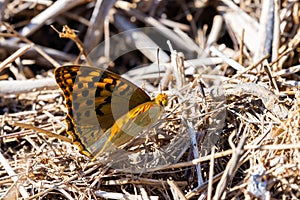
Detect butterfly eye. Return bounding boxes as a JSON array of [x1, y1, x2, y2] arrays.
[[154, 93, 168, 107], [162, 99, 168, 107]]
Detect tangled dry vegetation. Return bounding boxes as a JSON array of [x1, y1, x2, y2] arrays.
[[0, 0, 299, 199]]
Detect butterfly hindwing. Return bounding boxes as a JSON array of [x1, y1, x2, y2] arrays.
[[93, 100, 165, 157]]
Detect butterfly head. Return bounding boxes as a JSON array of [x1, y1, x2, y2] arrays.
[[154, 93, 168, 107]]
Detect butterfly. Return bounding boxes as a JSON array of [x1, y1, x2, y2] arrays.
[[54, 65, 168, 159]]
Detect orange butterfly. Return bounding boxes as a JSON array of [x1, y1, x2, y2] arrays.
[[54, 65, 168, 159]]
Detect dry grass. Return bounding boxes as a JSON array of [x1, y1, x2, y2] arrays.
[[0, 0, 299, 199]]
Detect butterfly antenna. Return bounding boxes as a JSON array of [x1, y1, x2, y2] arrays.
[[157, 48, 162, 94]]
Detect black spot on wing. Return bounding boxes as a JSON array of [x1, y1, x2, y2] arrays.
[[82, 90, 89, 97], [96, 108, 104, 116], [92, 76, 99, 82], [77, 82, 83, 89], [86, 99, 93, 106], [105, 83, 113, 92], [85, 110, 90, 117], [73, 102, 80, 110], [88, 82, 94, 88]]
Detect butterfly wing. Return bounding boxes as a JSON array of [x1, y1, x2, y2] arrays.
[[54, 65, 151, 157], [93, 101, 165, 157]]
